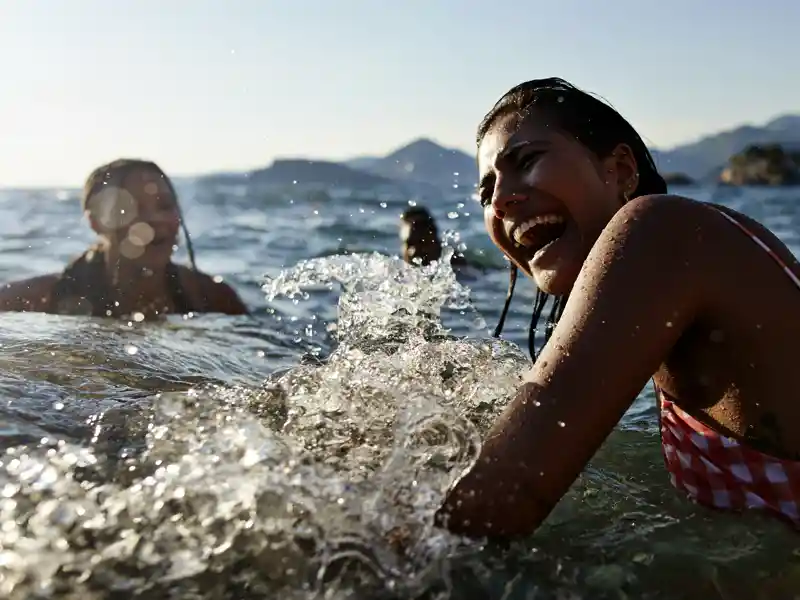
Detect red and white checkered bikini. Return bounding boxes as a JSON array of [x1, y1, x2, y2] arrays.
[[657, 207, 800, 528]]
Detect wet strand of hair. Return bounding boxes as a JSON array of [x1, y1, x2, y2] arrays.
[[492, 264, 518, 337]]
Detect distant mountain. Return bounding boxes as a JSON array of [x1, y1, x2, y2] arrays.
[[250, 159, 392, 187], [653, 114, 800, 180], [346, 138, 477, 189], [349, 117, 800, 188], [344, 156, 382, 171], [193, 114, 800, 191], [200, 159, 393, 188]]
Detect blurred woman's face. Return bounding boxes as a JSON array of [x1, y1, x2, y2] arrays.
[[88, 168, 180, 268]]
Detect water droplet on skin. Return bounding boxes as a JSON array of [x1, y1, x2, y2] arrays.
[[557, 421, 566, 428], [665, 321, 673, 328], [533, 401, 541, 407]]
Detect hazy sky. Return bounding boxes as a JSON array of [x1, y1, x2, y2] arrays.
[[1, 1, 797, 187]]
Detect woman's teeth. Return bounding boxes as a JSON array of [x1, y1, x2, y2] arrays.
[[512, 214, 565, 246]]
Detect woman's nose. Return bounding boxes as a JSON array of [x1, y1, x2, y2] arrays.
[[492, 192, 527, 219]]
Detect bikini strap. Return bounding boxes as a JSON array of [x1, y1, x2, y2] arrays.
[[710, 205, 800, 290]]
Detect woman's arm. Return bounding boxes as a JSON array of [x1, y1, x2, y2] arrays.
[[435, 195, 720, 537]]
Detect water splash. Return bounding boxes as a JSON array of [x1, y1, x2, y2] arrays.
[[0, 254, 530, 599]]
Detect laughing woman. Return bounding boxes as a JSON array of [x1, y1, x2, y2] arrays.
[[435, 78, 800, 537]]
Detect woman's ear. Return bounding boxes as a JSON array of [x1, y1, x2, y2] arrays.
[[609, 143, 639, 195]]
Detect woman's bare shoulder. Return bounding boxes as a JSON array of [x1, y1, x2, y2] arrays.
[[0, 274, 60, 312], [176, 266, 249, 315]]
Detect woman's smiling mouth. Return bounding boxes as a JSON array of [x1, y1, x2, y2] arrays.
[[511, 214, 568, 255]]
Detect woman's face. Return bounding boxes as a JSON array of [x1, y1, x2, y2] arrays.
[[477, 111, 637, 295], [88, 168, 180, 267]]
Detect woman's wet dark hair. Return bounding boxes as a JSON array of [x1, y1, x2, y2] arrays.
[[479, 78, 667, 361]]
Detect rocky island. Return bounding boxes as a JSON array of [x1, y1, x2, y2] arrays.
[[719, 144, 800, 186], [662, 173, 695, 186]]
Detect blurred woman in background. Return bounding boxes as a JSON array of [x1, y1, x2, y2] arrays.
[[0, 158, 248, 319]]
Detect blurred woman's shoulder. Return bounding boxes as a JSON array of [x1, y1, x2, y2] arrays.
[[0, 273, 60, 311], [175, 265, 249, 315]]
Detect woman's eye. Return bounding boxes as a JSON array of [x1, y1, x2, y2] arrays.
[[518, 151, 545, 170]]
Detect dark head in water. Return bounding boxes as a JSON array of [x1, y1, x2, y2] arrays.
[[476, 77, 666, 358], [399, 206, 442, 266]]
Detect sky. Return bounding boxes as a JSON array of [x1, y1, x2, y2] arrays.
[[0, 1, 798, 187]]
